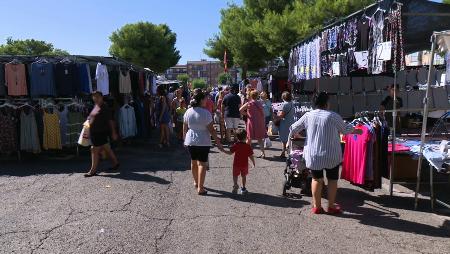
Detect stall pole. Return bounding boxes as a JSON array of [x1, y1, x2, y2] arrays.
[[414, 34, 436, 210], [389, 69, 398, 196]]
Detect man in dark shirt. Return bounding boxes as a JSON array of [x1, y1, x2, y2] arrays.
[[221, 85, 242, 143], [381, 84, 403, 127], [85, 91, 120, 177]]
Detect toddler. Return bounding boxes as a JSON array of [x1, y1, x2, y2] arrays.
[[224, 129, 255, 194]]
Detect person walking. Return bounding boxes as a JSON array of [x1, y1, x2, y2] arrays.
[[216, 90, 226, 140], [222, 129, 255, 194], [288, 92, 362, 214], [240, 90, 266, 158], [84, 91, 120, 177], [184, 89, 222, 195], [221, 85, 241, 143], [260, 91, 272, 127], [156, 85, 171, 148], [276, 91, 295, 158]]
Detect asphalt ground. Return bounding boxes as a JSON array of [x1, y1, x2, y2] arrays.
[[0, 138, 449, 254]]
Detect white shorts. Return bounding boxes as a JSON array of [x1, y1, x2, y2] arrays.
[[225, 117, 240, 129]]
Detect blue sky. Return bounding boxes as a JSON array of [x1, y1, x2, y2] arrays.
[[0, 0, 443, 66], [0, 0, 242, 65]]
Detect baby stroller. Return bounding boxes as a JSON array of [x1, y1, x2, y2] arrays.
[[282, 138, 312, 196]]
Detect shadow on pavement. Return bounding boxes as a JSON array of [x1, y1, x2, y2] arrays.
[[205, 187, 308, 208], [337, 188, 450, 238], [99, 171, 171, 185]]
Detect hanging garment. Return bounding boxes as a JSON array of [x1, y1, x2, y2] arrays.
[[377, 41, 392, 61], [138, 72, 145, 96], [67, 111, 84, 145], [95, 63, 109, 95], [43, 111, 62, 150], [342, 124, 372, 185], [78, 63, 93, 94], [4, 63, 28, 96], [386, 5, 405, 71], [357, 19, 370, 51], [55, 63, 79, 96], [369, 11, 385, 75], [30, 62, 56, 97], [20, 110, 41, 153], [354, 51, 369, 69], [119, 70, 132, 94], [119, 105, 137, 138], [57, 106, 69, 146], [0, 108, 19, 153], [0, 64, 6, 96]]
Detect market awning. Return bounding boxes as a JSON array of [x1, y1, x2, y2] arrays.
[[292, 0, 450, 54]]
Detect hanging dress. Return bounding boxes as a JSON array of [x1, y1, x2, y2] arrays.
[[43, 111, 62, 150]]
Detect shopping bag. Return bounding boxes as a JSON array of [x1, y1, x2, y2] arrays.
[[268, 121, 278, 136], [78, 121, 92, 147], [264, 137, 272, 148]]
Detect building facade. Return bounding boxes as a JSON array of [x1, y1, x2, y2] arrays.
[[187, 60, 224, 86], [165, 65, 187, 80]]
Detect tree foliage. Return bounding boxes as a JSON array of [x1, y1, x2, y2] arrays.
[[192, 78, 207, 89], [444, 0, 450, 4], [109, 22, 181, 73], [0, 37, 69, 56], [203, 35, 234, 68], [218, 72, 232, 84], [205, 0, 374, 70], [177, 74, 189, 84]]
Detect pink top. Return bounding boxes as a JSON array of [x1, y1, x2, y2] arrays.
[[246, 100, 266, 140], [388, 143, 410, 152], [342, 125, 371, 185], [5, 63, 28, 96], [205, 98, 214, 115]]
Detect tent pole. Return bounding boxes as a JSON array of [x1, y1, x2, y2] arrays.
[[414, 34, 436, 210], [390, 70, 398, 196]]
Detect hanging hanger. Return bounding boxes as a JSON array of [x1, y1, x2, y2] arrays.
[[9, 58, 21, 64], [60, 57, 72, 64]]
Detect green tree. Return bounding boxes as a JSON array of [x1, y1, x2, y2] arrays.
[[177, 74, 189, 85], [192, 78, 207, 89], [219, 5, 271, 78], [109, 22, 181, 73], [444, 0, 450, 4], [218, 72, 232, 84], [204, 34, 234, 68], [0, 37, 69, 55]]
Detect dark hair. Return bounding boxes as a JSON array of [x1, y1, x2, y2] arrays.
[[92, 90, 103, 97], [190, 88, 206, 107], [230, 85, 239, 94], [282, 91, 292, 102], [235, 129, 247, 142], [156, 85, 166, 96], [314, 92, 329, 108]]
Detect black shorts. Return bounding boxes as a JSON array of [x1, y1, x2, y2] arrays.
[[188, 146, 210, 162], [311, 165, 340, 180], [90, 132, 109, 147]]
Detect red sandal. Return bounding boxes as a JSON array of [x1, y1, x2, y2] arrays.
[[311, 207, 325, 214], [327, 205, 342, 215]]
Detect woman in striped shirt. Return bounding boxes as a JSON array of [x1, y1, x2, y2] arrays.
[[289, 92, 362, 215]]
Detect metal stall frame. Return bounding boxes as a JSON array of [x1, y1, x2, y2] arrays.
[[414, 31, 450, 211]]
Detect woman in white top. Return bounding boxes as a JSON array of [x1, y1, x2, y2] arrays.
[[184, 89, 223, 195]]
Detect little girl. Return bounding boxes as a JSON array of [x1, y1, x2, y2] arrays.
[[223, 129, 255, 194]]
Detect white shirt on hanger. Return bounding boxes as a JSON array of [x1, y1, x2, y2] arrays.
[[95, 63, 109, 95], [119, 105, 137, 138]]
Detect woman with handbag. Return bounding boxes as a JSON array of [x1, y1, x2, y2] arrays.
[[275, 91, 295, 158]]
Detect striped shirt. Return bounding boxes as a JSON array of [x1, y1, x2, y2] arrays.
[[289, 109, 354, 171]]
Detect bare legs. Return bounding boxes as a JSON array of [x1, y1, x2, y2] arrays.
[[327, 180, 338, 209], [233, 175, 246, 188], [281, 142, 287, 157], [311, 178, 339, 209], [159, 124, 170, 147], [311, 178, 324, 209], [87, 144, 119, 175], [257, 139, 265, 158], [191, 160, 207, 193]]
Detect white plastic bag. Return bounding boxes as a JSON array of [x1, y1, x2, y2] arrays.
[[268, 121, 278, 136], [78, 121, 92, 147], [264, 137, 272, 148]]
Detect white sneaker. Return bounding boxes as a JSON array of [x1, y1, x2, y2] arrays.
[[240, 187, 248, 195], [232, 185, 239, 194]]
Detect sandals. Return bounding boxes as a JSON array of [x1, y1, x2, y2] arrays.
[[84, 172, 98, 178], [311, 207, 325, 214], [197, 189, 208, 196], [327, 205, 342, 215]]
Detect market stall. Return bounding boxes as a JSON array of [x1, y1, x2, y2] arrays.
[[0, 55, 157, 160], [288, 0, 450, 203], [414, 31, 450, 211]]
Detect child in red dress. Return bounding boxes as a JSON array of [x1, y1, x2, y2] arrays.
[[224, 129, 255, 194]]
